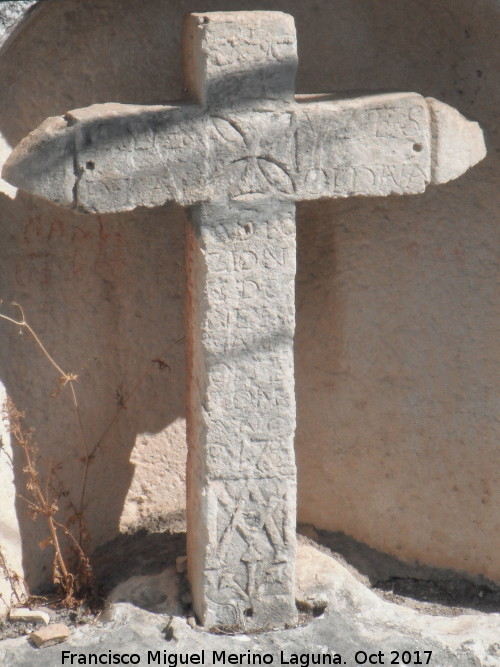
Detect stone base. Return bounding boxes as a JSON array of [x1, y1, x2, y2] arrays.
[[204, 593, 297, 633], [3, 543, 499, 665]]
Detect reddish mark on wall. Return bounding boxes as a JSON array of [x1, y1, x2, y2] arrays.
[[73, 227, 94, 273], [72, 226, 93, 242], [93, 217, 124, 274], [98, 218, 110, 242], [453, 242, 466, 266], [23, 216, 66, 244], [18, 215, 125, 284], [405, 240, 419, 258], [47, 218, 65, 241], [71, 225, 95, 275], [405, 240, 466, 266], [23, 215, 45, 244]]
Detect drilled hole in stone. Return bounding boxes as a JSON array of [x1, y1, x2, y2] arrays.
[[413, 143, 423, 153], [244, 224, 251, 234], [86, 161, 95, 170], [244, 608, 254, 618]]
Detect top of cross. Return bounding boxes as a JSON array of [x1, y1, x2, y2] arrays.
[[2, 11, 486, 212], [184, 12, 297, 106]]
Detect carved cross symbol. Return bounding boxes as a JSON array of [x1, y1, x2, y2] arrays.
[[211, 480, 291, 625], [3, 11, 485, 631]]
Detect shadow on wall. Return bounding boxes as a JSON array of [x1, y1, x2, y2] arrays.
[[0, 0, 499, 591], [0, 2, 191, 592], [0, 193, 187, 591]]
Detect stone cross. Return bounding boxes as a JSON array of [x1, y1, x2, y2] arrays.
[[3, 11, 485, 632]]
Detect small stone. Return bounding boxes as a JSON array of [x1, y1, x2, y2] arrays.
[[296, 594, 328, 617], [29, 623, 70, 648], [175, 555, 187, 574], [8, 607, 51, 625]]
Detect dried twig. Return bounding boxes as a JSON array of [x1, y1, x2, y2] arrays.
[[0, 546, 28, 608], [0, 301, 183, 609]]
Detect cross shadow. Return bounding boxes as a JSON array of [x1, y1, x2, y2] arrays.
[[0, 189, 187, 592], [299, 525, 500, 614], [92, 524, 186, 597]]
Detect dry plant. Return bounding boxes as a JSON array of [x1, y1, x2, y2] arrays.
[[0, 434, 29, 611], [0, 301, 183, 609], [2, 397, 94, 607], [0, 545, 28, 612]]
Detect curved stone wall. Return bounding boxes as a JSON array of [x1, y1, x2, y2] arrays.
[[0, 0, 498, 593]]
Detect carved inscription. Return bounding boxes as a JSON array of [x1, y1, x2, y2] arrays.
[[76, 105, 210, 211], [302, 163, 428, 196], [64, 94, 433, 213], [186, 198, 297, 629], [295, 94, 431, 197], [184, 12, 298, 106], [202, 477, 296, 628]]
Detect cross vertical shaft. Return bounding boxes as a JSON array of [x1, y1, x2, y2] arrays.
[[186, 200, 297, 629], [183, 13, 299, 630]]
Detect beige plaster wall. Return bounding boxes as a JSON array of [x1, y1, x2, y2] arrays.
[[0, 0, 497, 592]]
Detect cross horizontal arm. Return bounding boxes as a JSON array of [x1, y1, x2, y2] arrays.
[[3, 93, 485, 213]]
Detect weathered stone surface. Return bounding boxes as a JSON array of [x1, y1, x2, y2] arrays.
[[183, 11, 297, 106], [2, 546, 499, 666], [183, 13, 301, 631], [2, 93, 486, 213], [186, 199, 297, 630], [29, 623, 69, 648], [427, 97, 487, 185], [0, 8, 487, 633], [107, 566, 183, 615]]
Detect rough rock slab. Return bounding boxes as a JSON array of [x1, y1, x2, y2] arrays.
[[1, 545, 499, 665], [107, 566, 184, 616], [29, 623, 70, 648]]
